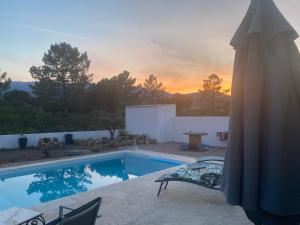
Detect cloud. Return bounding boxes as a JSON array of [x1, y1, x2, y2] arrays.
[[150, 38, 229, 70], [151, 39, 201, 64], [1, 21, 97, 43], [24, 25, 95, 42]]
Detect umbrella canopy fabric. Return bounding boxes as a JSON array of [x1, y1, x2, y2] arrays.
[[221, 0, 300, 216]]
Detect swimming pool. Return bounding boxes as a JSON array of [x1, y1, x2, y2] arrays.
[[0, 151, 182, 210]]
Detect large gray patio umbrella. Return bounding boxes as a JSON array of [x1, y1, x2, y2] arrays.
[[221, 0, 300, 218]]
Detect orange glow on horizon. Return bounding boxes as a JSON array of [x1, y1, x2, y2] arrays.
[[164, 81, 232, 94], [91, 68, 233, 95], [133, 69, 233, 94]]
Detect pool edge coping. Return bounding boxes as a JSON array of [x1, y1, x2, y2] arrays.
[[0, 148, 195, 174]]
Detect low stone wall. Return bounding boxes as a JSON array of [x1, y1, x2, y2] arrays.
[[0, 130, 112, 149]]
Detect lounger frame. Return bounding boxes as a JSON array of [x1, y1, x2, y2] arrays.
[[155, 156, 224, 196]]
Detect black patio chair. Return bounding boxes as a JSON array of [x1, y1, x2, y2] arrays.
[[47, 197, 102, 225], [155, 156, 224, 196]]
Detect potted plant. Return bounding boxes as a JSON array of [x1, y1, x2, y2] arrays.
[[65, 133, 74, 145], [18, 134, 28, 150]]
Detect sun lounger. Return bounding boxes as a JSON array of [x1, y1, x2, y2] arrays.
[[155, 156, 224, 196]]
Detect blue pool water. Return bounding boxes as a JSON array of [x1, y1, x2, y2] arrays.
[[0, 152, 182, 210]]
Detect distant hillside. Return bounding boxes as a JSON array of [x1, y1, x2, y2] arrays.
[[9, 81, 34, 93], [6, 81, 230, 115], [169, 92, 231, 116]]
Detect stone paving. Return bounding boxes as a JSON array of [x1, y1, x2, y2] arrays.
[[136, 142, 226, 158], [23, 148, 252, 225]]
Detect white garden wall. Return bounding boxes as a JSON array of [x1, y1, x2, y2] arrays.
[[125, 105, 175, 142], [174, 116, 229, 147], [126, 105, 229, 147], [0, 130, 112, 149], [158, 105, 176, 142]]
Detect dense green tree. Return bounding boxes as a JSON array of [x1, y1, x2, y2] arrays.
[[82, 71, 135, 136], [96, 110, 124, 140], [143, 74, 165, 104], [199, 73, 230, 114], [110, 71, 137, 106], [30, 79, 61, 113], [85, 71, 136, 113], [58, 112, 98, 131], [0, 105, 59, 134], [202, 73, 223, 93], [3, 90, 34, 106], [0, 69, 11, 99], [30, 42, 92, 115]]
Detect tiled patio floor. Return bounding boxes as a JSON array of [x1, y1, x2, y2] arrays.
[[26, 148, 252, 225], [137, 142, 226, 158]]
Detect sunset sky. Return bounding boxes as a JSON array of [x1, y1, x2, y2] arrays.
[[0, 0, 299, 93]]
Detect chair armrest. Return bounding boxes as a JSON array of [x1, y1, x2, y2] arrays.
[[59, 205, 75, 217], [196, 156, 225, 163], [59, 205, 102, 218]]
